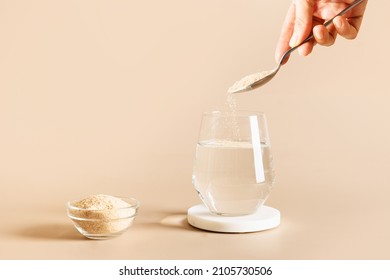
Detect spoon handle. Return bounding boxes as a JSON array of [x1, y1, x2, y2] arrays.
[[280, 0, 365, 64]]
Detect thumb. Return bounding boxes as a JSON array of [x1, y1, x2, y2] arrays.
[[289, 0, 314, 47]]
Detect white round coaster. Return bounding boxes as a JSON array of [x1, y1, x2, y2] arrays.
[[187, 204, 280, 233]]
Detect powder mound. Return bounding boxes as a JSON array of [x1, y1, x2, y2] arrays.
[[71, 194, 134, 220], [69, 194, 136, 236], [73, 194, 130, 210]]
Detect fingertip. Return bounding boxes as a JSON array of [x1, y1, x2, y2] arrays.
[[333, 16, 343, 30], [274, 43, 285, 64], [298, 43, 312, 57], [280, 55, 290, 65], [313, 25, 324, 41], [313, 25, 329, 46], [275, 47, 290, 65], [274, 52, 280, 64], [289, 33, 298, 48], [333, 16, 358, 40]]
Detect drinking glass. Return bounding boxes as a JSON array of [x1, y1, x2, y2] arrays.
[[192, 111, 275, 216]]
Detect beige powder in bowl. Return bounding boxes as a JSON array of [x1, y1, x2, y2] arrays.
[[67, 194, 139, 239]]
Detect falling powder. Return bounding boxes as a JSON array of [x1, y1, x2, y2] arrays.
[[225, 93, 240, 141], [226, 92, 237, 113]]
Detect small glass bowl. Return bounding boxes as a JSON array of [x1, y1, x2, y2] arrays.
[[67, 197, 140, 240]]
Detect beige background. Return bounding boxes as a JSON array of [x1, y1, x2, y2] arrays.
[[1, 0, 389, 259]]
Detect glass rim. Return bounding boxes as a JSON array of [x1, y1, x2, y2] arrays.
[[202, 110, 265, 117]]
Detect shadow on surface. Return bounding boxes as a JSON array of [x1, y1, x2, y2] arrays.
[[160, 213, 194, 230], [158, 213, 200, 232], [134, 207, 199, 232], [17, 223, 85, 240]]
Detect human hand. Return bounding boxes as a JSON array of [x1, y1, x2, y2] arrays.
[[275, 0, 368, 64]]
